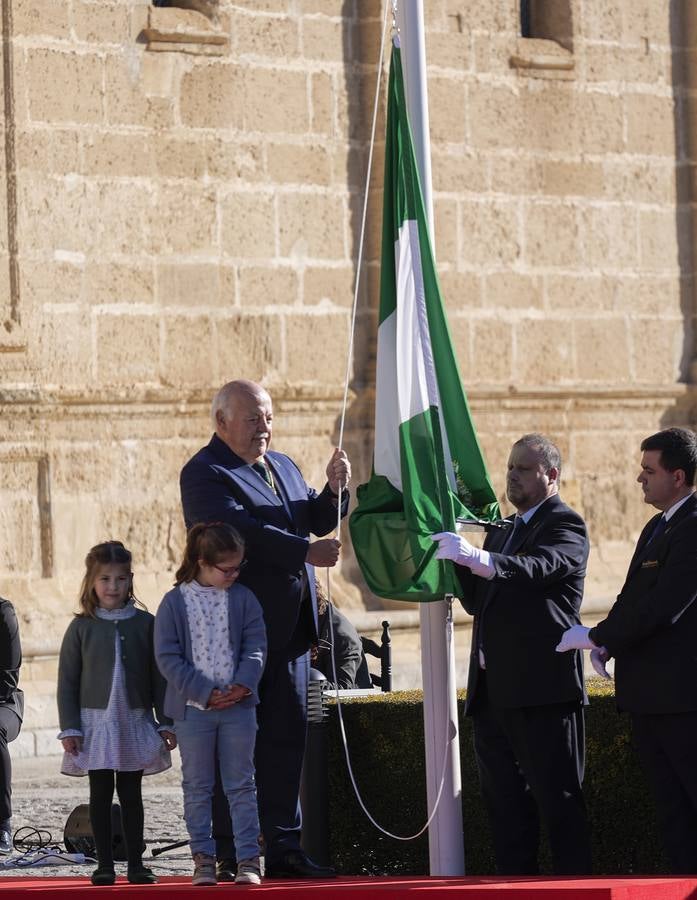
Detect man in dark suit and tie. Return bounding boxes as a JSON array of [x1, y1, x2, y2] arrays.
[[557, 427, 697, 873], [180, 379, 350, 879], [432, 433, 592, 875]]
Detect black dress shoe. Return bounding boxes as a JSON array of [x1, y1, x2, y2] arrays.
[[127, 865, 158, 884], [216, 857, 236, 882], [265, 850, 335, 879], [91, 866, 116, 886], [0, 830, 11, 855]]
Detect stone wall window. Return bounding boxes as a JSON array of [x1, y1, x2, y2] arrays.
[[519, 0, 573, 52], [144, 0, 228, 52], [152, 0, 219, 20], [511, 0, 574, 74]]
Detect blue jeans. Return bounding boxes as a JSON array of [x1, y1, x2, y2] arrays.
[[176, 704, 259, 860]]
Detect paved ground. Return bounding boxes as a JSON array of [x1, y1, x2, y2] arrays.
[[1, 754, 192, 880]]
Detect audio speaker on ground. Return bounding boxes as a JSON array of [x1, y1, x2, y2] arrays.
[[63, 803, 130, 861]]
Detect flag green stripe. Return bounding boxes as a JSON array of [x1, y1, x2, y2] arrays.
[[378, 45, 424, 327], [351, 409, 463, 602]]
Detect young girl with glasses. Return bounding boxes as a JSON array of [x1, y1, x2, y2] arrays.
[[57, 541, 175, 886], [154, 522, 266, 886]]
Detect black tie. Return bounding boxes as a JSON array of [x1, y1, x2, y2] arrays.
[[252, 461, 275, 493], [478, 516, 525, 669], [643, 515, 667, 551], [502, 516, 525, 553]]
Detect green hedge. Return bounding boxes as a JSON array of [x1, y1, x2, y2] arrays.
[[325, 681, 666, 875]]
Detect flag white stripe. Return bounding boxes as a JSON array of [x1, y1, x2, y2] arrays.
[[402, 220, 440, 410], [373, 310, 401, 489], [374, 220, 456, 494], [403, 220, 457, 491], [395, 221, 430, 422], [375, 220, 432, 491]]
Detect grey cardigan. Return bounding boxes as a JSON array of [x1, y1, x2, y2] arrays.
[[154, 583, 266, 721], [57, 608, 171, 732]]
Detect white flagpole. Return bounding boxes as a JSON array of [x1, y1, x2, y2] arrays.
[[395, 0, 466, 877]]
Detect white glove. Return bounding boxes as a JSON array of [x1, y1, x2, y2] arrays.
[[431, 532, 475, 565], [555, 624, 597, 652], [590, 646, 612, 679]]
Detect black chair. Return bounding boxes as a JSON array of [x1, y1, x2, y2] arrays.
[[360, 620, 392, 692]]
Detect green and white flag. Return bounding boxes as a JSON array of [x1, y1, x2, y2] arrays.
[[349, 42, 499, 602]]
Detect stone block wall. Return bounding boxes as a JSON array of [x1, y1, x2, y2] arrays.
[[0, 1, 695, 740], [420, 0, 696, 598]]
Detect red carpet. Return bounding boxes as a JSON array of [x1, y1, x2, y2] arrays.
[[0, 875, 696, 899]]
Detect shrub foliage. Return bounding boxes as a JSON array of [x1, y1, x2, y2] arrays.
[[324, 682, 666, 875]]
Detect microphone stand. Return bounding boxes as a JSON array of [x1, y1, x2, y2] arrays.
[[151, 838, 189, 857]]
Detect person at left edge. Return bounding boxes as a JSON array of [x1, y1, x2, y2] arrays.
[[180, 379, 350, 879], [0, 597, 22, 855]]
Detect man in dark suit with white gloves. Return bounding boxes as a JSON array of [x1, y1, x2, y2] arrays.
[[180, 379, 350, 879], [432, 433, 592, 875], [557, 427, 697, 873]]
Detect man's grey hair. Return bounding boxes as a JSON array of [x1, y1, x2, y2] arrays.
[[210, 380, 270, 429], [513, 433, 562, 479], [211, 382, 237, 428]]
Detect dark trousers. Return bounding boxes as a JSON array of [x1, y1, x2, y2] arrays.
[[212, 648, 309, 864], [471, 675, 592, 875], [88, 769, 144, 870], [632, 710, 697, 874], [0, 707, 20, 827]]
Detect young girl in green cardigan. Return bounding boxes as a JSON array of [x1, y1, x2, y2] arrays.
[[57, 541, 176, 886]]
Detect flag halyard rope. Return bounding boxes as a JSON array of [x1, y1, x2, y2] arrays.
[[325, 0, 454, 843], [326, 581, 456, 841]]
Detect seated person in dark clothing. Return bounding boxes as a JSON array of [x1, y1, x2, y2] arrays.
[[312, 580, 372, 691]]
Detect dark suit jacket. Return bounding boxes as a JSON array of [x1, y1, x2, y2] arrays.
[[0, 598, 22, 722], [457, 494, 588, 713], [180, 434, 349, 653], [590, 492, 697, 715]]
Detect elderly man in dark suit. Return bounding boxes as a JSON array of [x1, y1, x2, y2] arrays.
[[180, 379, 350, 880], [558, 427, 697, 873], [432, 433, 592, 875]]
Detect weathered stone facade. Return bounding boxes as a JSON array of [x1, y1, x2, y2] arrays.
[[1, 0, 695, 748]]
